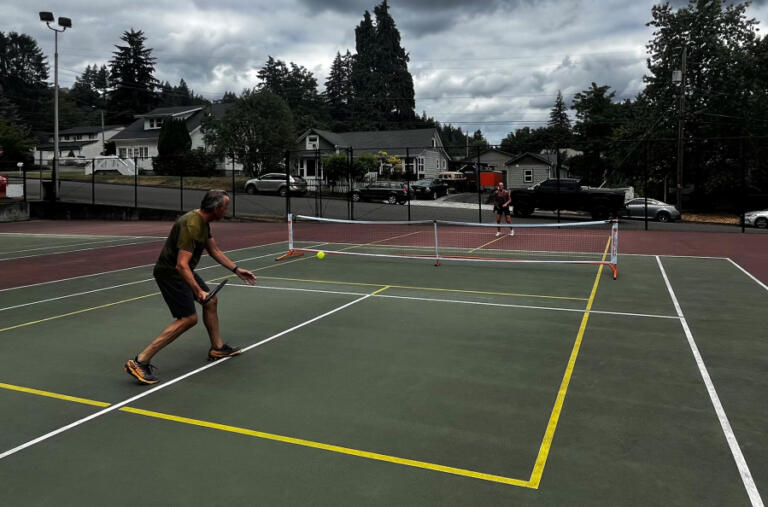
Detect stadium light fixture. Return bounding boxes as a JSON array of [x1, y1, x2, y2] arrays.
[[39, 11, 72, 201]]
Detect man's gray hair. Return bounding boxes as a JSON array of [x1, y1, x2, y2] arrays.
[[200, 189, 229, 211]]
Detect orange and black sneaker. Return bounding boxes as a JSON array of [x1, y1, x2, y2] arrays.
[[208, 343, 242, 361], [124, 357, 159, 384]]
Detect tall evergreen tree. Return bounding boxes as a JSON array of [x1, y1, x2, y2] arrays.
[[325, 51, 354, 129], [570, 83, 619, 185], [350, 1, 416, 130], [372, 0, 415, 124], [0, 31, 51, 131], [351, 10, 377, 129], [107, 29, 159, 123], [258, 56, 327, 134]]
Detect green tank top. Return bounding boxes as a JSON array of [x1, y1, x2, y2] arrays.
[[153, 210, 211, 278]]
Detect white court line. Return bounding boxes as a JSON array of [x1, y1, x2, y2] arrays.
[[727, 259, 768, 293], [0, 232, 165, 239], [234, 283, 679, 320], [656, 256, 764, 507], [1, 236, 159, 256], [0, 292, 374, 461], [0, 239, 164, 262], [0, 250, 285, 313], [0, 241, 287, 293]]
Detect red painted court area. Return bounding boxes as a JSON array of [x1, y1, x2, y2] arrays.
[[0, 220, 286, 289], [1, 219, 767, 289]]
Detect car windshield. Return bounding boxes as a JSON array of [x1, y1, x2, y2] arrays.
[[413, 180, 430, 185]]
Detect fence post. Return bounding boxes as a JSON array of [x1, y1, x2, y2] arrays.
[[180, 168, 184, 212], [644, 141, 649, 231], [476, 146, 482, 223], [134, 156, 138, 208], [22, 163, 27, 202], [91, 159, 95, 205], [406, 147, 411, 222], [348, 147, 354, 220], [740, 137, 745, 233], [231, 156, 236, 218], [284, 151, 291, 218]]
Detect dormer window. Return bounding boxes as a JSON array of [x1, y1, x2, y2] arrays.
[[149, 118, 164, 129], [431, 138, 436, 148], [306, 135, 319, 150]]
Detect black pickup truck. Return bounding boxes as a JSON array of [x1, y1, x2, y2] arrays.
[[510, 178, 626, 219]]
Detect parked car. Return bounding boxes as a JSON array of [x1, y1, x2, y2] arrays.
[[623, 198, 681, 222], [351, 181, 413, 204], [244, 173, 307, 196], [411, 178, 448, 200], [744, 209, 768, 228]]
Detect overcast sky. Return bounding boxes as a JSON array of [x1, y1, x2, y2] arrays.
[[5, 0, 768, 144]]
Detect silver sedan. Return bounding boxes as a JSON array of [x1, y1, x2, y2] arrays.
[[744, 209, 768, 229], [624, 198, 681, 222]]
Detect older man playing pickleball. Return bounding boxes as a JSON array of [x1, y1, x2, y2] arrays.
[[125, 189, 257, 385]]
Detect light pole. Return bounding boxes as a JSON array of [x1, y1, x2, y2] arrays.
[[673, 45, 687, 211], [39, 11, 72, 201]]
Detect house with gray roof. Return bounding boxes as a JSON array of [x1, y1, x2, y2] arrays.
[[110, 104, 232, 170], [293, 128, 450, 183], [33, 124, 125, 164], [504, 152, 572, 189]]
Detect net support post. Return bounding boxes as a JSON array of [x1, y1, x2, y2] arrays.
[[433, 220, 440, 266], [610, 220, 619, 279]]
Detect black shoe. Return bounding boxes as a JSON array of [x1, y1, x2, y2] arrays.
[[208, 343, 242, 361], [124, 357, 158, 384]]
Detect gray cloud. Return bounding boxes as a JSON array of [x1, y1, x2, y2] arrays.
[[7, 0, 767, 143]]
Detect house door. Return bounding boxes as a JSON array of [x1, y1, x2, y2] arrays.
[[304, 158, 316, 178]]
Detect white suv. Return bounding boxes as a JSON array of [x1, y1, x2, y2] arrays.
[[244, 173, 307, 197], [744, 209, 768, 229]]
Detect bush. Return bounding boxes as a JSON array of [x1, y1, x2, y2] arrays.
[[153, 148, 218, 176]]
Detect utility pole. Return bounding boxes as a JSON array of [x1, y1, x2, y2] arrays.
[[675, 45, 687, 211]]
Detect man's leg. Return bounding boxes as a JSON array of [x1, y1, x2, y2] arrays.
[[138, 314, 198, 363], [202, 296, 224, 350], [202, 296, 242, 360]]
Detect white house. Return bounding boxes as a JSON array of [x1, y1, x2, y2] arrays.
[[293, 128, 451, 185], [110, 104, 234, 171], [33, 124, 125, 164]]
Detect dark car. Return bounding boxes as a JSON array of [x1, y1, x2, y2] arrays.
[[411, 178, 448, 200], [351, 181, 413, 204]]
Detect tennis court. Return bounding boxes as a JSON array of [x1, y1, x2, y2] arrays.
[[0, 219, 766, 506]]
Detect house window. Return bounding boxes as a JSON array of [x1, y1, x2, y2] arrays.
[[441, 159, 446, 170], [431, 138, 436, 148], [149, 118, 164, 129], [306, 135, 319, 150], [524, 169, 533, 183], [417, 157, 424, 175], [75, 135, 82, 141], [119, 148, 127, 158]]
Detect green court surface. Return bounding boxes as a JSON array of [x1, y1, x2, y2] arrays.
[[0, 239, 766, 506]]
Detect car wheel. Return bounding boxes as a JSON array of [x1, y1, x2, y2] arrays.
[[513, 203, 533, 217], [246, 184, 257, 195], [387, 194, 398, 205], [656, 211, 671, 222], [755, 217, 767, 229], [278, 186, 288, 197], [591, 205, 609, 220], [351, 192, 361, 202]]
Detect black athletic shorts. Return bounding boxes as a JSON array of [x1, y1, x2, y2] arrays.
[[155, 273, 210, 319], [495, 205, 511, 216]]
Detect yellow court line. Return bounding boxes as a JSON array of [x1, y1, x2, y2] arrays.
[[0, 293, 158, 334], [259, 276, 587, 301], [469, 234, 508, 253], [0, 381, 531, 488], [527, 235, 612, 489], [0, 255, 311, 334], [0, 382, 110, 407]]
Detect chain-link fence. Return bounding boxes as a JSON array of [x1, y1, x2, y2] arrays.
[[11, 138, 768, 232]]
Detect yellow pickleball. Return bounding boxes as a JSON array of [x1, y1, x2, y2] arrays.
[[317, 251, 325, 259]]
